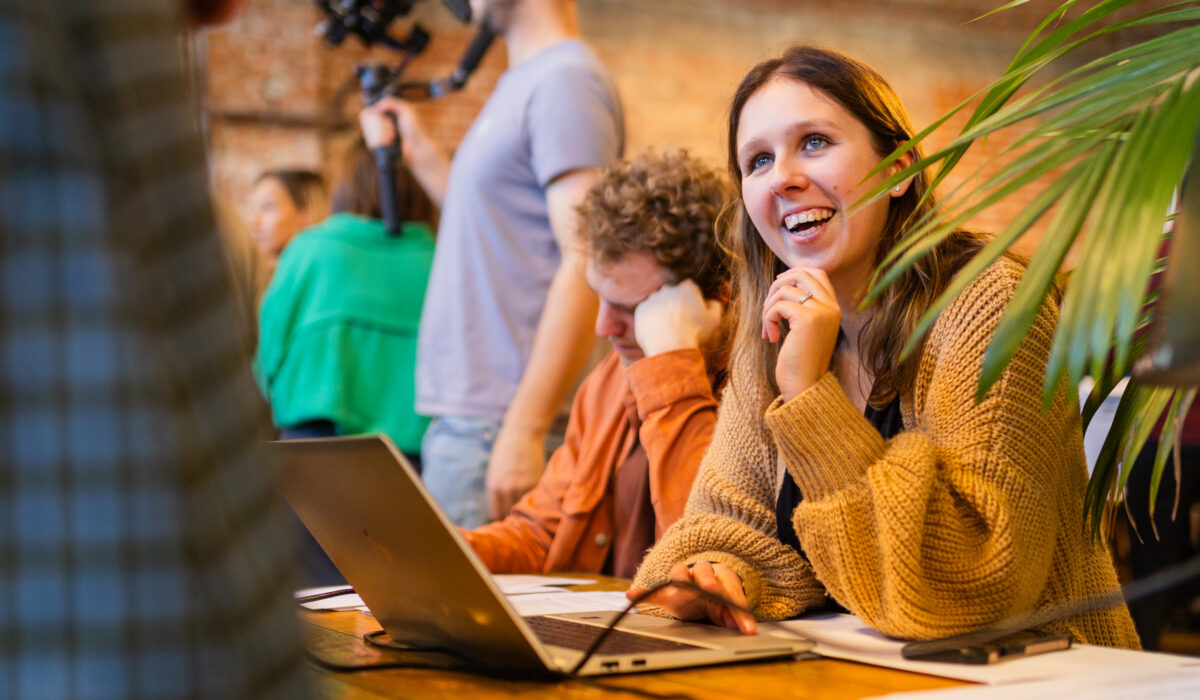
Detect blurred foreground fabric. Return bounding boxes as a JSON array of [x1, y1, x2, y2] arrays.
[[0, 0, 307, 696]]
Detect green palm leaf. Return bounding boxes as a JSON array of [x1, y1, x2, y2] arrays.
[[866, 1, 1189, 207], [1084, 379, 1176, 536], [978, 139, 1119, 402], [873, 129, 1109, 297], [1147, 389, 1196, 535], [1052, 75, 1200, 404]]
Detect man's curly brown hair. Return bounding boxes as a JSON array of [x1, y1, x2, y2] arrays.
[[576, 149, 730, 300]]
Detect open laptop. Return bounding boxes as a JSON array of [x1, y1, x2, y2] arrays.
[[273, 435, 813, 677]]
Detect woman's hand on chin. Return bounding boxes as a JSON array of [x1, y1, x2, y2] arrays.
[[763, 267, 841, 402]]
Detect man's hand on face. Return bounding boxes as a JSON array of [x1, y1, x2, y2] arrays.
[[633, 280, 723, 358]]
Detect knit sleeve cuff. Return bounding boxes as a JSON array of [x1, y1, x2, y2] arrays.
[[763, 372, 884, 501], [627, 349, 711, 419]]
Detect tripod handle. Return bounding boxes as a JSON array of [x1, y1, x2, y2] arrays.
[[374, 111, 404, 236]]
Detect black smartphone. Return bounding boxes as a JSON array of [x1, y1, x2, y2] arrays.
[[901, 630, 1073, 664]]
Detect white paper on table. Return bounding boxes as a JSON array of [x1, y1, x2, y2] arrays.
[[492, 574, 597, 595], [294, 585, 366, 611], [295, 579, 618, 615], [772, 613, 1200, 685], [505, 591, 633, 617], [877, 666, 1200, 699]]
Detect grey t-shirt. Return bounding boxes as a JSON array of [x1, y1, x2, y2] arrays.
[[415, 40, 624, 419]]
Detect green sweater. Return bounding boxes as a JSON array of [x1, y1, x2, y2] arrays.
[[255, 214, 434, 453]]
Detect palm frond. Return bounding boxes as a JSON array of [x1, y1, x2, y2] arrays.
[[861, 0, 1200, 533], [1046, 74, 1200, 407], [864, 0, 1190, 203], [978, 138, 1118, 401], [1148, 389, 1196, 535], [1084, 380, 1176, 537]]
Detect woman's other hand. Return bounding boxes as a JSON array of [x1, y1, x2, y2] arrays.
[[626, 560, 757, 634], [763, 267, 841, 402]]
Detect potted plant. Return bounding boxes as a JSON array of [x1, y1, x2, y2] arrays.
[[864, 0, 1200, 533]]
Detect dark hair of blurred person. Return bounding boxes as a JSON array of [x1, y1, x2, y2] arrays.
[[330, 138, 439, 230]]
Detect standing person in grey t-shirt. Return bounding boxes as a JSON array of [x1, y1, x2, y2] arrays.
[[360, 0, 624, 528]]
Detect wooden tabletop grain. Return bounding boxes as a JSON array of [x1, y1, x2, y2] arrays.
[[299, 577, 969, 699]]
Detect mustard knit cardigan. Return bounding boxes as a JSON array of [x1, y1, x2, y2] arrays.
[[633, 258, 1140, 648]]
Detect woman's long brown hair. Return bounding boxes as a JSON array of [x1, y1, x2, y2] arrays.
[[330, 138, 439, 231], [722, 45, 987, 414]]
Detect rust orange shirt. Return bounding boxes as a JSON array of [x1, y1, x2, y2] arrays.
[[460, 348, 722, 574]]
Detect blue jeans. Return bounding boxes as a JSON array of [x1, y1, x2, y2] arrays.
[[421, 415, 500, 529], [421, 414, 566, 529]]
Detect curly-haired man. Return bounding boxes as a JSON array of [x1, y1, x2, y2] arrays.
[[459, 150, 732, 577]]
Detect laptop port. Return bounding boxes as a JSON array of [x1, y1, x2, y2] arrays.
[[601, 661, 619, 671], [632, 659, 647, 667]]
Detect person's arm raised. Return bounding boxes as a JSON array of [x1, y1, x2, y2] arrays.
[[358, 96, 451, 208], [629, 280, 724, 537], [485, 168, 601, 521]]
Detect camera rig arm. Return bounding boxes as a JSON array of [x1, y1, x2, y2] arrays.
[[428, 19, 497, 98]]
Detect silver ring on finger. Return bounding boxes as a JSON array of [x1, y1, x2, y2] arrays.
[[796, 289, 813, 305]]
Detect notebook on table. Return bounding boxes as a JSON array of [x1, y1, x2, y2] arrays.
[[272, 435, 813, 677]]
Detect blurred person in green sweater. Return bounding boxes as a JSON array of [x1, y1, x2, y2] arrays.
[[255, 138, 438, 585]]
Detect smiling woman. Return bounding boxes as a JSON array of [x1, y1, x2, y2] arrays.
[[724, 46, 985, 413], [629, 45, 1141, 651], [736, 79, 901, 307]]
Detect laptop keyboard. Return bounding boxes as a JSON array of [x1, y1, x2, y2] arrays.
[[524, 615, 702, 655]]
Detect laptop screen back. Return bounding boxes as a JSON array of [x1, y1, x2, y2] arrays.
[[273, 436, 553, 674]]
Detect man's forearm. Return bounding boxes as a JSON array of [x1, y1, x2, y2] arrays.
[[501, 262, 599, 438], [407, 138, 450, 209]]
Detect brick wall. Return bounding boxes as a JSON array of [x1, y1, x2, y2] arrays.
[[200, 0, 1164, 254]]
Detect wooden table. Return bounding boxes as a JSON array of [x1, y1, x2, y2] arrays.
[[299, 578, 970, 699]]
